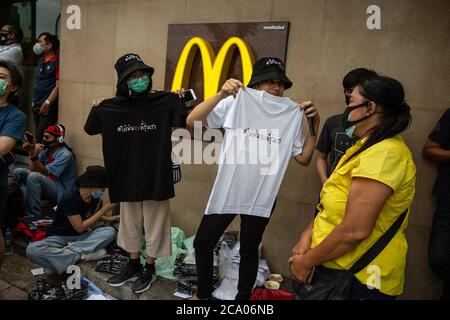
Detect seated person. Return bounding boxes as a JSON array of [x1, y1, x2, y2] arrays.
[[15, 124, 77, 217], [26, 165, 119, 275], [4, 165, 25, 228]]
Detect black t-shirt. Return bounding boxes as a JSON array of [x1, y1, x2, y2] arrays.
[[84, 92, 187, 203], [316, 114, 358, 176], [46, 190, 99, 237], [429, 108, 450, 199]]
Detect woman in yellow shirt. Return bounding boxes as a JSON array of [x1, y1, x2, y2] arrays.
[[290, 76, 416, 299]]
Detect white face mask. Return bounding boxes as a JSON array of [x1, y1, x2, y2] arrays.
[[33, 43, 44, 56]]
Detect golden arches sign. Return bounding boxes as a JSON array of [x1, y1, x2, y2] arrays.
[[171, 37, 255, 100]]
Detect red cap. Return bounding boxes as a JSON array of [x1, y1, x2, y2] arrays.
[[44, 125, 64, 138]]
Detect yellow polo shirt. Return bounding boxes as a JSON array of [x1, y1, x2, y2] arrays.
[[311, 135, 416, 296]]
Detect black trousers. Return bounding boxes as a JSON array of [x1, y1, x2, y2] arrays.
[[33, 103, 58, 143], [194, 201, 276, 300], [0, 167, 8, 227], [428, 197, 450, 300]]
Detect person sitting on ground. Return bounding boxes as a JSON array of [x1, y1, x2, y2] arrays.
[[15, 124, 77, 218], [0, 60, 26, 268], [26, 165, 119, 275]]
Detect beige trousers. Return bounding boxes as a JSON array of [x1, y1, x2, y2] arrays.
[[117, 200, 172, 258]]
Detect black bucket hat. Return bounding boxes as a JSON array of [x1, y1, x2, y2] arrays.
[[247, 57, 292, 89], [114, 53, 154, 84], [76, 166, 108, 188]]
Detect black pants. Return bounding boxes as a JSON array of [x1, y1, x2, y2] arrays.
[[33, 103, 58, 143], [428, 197, 450, 300], [0, 167, 8, 228], [194, 210, 273, 300]]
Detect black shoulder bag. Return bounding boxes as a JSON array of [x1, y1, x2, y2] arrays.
[[0, 152, 16, 170], [293, 209, 408, 300]]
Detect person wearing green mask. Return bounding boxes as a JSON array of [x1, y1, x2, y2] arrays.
[[84, 53, 187, 294], [26, 165, 118, 276], [0, 60, 26, 268]]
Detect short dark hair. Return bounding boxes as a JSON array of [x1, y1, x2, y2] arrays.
[[0, 60, 22, 94], [344, 76, 411, 163], [9, 25, 23, 43], [342, 68, 378, 90], [76, 166, 108, 188], [38, 32, 60, 52]]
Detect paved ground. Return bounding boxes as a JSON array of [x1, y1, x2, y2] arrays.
[[0, 251, 183, 300], [0, 253, 39, 300], [1, 242, 292, 300]]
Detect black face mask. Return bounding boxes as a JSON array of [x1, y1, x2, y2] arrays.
[[342, 101, 372, 129], [345, 95, 351, 106], [0, 33, 8, 45], [42, 140, 56, 148]]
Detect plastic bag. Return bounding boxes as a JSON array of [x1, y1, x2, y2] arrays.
[[141, 227, 187, 279], [250, 288, 293, 300], [217, 241, 233, 280]]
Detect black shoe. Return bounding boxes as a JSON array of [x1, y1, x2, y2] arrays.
[[40, 286, 66, 300], [132, 263, 157, 294], [107, 259, 142, 287], [28, 279, 51, 300], [61, 282, 88, 300]]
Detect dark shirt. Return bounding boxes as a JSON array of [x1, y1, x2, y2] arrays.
[[316, 114, 358, 176], [46, 190, 99, 237], [84, 91, 187, 203], [429, 108, 450, 199], [32, 56, 59, 107], [0, 104, 26, 142], [0, 105, 26, 215]]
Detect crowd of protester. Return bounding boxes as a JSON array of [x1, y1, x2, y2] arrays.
[[0, 23, 448, 301]]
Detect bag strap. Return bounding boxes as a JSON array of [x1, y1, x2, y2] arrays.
[[348, 208, 408, 274]]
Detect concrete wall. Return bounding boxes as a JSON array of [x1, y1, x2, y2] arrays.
[[58, 0, 450, 299]]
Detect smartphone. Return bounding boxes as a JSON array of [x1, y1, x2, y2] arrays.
[[305, 267, 316, 284], [24, 131, 34, 143], [182, 89, 197, 106]]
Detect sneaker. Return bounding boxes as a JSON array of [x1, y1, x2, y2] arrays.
[[107, 259, 141, 287], [81, 248, 108, 262], [61, 282, 88, 300], [132, 263, 157, 294], [40, 286, 66, 300]]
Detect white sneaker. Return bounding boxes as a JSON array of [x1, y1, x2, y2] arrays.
[[81, 249, 108, 262]]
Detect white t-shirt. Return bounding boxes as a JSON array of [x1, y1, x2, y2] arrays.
[[0, 44, 23, 67], [205, 87, 304, 218]]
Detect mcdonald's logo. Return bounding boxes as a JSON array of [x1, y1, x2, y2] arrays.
[[171, 37, 255, 100]]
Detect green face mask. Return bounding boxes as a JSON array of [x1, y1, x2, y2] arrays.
[[127, 75, 150, 93], [0, 79, 8, 96]]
